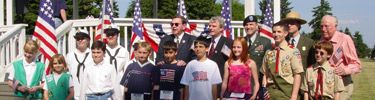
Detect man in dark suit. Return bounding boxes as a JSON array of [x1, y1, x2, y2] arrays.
[[280, 11, 315, 70], [155, 15, 197, 66], [207, 16, 233, 78], [244, 15, 272, 84], [207, 16, 232, 98]]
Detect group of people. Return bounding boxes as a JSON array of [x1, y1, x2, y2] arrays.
[[7, 11, 361, 100]]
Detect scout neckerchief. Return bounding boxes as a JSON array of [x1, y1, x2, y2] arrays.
[[74, 52, 89, 83], [273, 47, 281, 73], [315, 68, 323, 99], [107, 48, 121, 71]]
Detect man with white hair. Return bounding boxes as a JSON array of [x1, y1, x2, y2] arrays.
[[320, 15, 362, 100]]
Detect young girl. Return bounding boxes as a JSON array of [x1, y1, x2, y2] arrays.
[[7, 39, 45, 99], [43, 54, 74, 100], [221, 37, 259, 100]]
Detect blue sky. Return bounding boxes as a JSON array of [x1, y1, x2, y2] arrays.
[[116, 0, 375, 47]]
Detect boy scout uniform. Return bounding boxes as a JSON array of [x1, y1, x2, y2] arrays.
[[261, 42, 304, 100], [301, 62, 345, 100]]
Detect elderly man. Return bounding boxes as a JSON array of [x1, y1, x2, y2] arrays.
[[320, 15, 361, 100], [156, 15, 197, 66]]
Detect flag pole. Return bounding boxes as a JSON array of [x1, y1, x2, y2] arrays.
[[101, 0, 106, 41]]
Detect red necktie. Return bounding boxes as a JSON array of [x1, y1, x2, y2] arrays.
[[273, 48, 280, 73], [208, 40, 215, 58], [315, 68, 323, 99]]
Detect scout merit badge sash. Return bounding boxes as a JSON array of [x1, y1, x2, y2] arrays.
[[46, 73, 70, 100], [265, 49, 294, 98]]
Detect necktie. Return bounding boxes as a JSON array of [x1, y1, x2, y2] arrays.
[[248, 38, 252, 49], [106, 48, 121, 71], [291, 39, 295, 46], [74, 52, 89, 83], [315, 68, 323, 99], [176, 37, 180, 47], [208, 40, 215, 58]]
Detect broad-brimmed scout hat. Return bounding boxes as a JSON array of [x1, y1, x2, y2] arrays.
[[279, 11, 307, 24]]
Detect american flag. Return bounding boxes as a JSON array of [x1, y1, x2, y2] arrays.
[[220, 0, 232, 39], [192, 71, 208, 81], [95, 0, 115, 42], [32, 0, 57, 75], [12, 78, 22, 91], [333, 47, 343, 64], [160, 69, 175, 82], [259, 0, 275, 44], [177, 0, 194, 34], [130, 0, 159, 59]]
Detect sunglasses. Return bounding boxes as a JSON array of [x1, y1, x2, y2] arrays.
[[75, 37, 85, 41], [315, 51, 325, 56], [170, 23, 181, 27]]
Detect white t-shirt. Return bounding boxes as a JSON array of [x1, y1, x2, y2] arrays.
[[65, 48, 92, 99], [79, 60, 121, 100], [180, 59, 222, 100], [8, 59, 45, 87], [42, 73, 74, 90]]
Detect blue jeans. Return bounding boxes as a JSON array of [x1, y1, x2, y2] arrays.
[[54, 17, 63, 28], [86, 90, 113, 100]]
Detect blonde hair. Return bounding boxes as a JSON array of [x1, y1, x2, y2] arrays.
[[48, 54, 68, 73], [136, 41, 152, 52], [24, 39, 40, 53]]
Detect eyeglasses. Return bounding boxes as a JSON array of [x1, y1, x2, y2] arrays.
[[315, 51, 325, 56], [170, 23, 181, 27]]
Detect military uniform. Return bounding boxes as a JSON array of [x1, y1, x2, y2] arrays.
[[301, 62, 345, 100], [261, 42, 304, 100]]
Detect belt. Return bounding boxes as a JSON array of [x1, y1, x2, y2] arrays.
[[89, 90, 113, 96]]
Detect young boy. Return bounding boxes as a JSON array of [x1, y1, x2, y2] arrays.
[[153, 40, 185, 100], [79, 40, 121, 100], [261, 22, 304, 100], [120, 41, 155, 100], [301, 40, 345, 100], [180, 36, 222, 100]]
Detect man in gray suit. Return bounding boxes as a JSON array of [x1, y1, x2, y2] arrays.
[[244, 15, 272, 84], [280, 11, 315, 70], [207, 16, 233, 78], [156, 15, 197, 66]]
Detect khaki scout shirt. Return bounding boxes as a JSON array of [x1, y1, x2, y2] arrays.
[[261, 42, 304, 84], [301, 62, 345, 99]]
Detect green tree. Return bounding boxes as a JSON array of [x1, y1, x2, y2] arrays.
[[371, 44, 375, 59], [15, 0, 119, 35], [343, 27, 353, 39], [259, 0, 293, 23], [230, 0, 244, 21], [307, 0, 332, 41], [125, 0, 243, 20], [353, 31, 369, 58]]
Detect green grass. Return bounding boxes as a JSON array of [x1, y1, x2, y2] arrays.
[[351, 58, 375, 100]]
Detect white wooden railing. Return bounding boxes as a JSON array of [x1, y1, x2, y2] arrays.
[[0, 18, 246, 82]]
